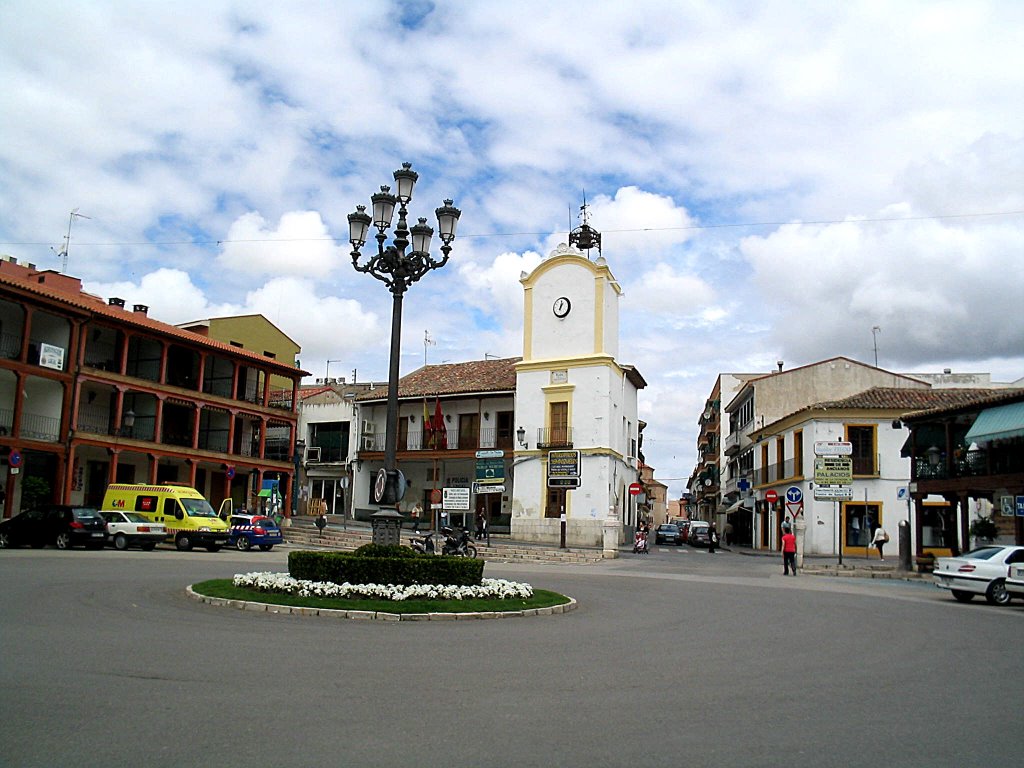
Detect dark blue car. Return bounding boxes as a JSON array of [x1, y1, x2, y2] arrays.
[[228, 514, 283, 551]]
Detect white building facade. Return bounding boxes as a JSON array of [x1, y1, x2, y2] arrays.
[[511, 245, 646, 547]]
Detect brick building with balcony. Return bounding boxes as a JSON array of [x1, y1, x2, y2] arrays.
[[0, 258, 305, 518]]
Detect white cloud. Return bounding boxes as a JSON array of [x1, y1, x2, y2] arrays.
[[217, 211, 344, 277]]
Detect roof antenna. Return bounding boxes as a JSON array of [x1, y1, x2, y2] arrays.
[[52, 208, 91, 274], [569, 190, 601, 258]]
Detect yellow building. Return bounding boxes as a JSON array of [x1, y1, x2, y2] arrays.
[[178, 314, 301, 392]]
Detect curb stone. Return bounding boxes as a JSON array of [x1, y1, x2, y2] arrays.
[[185, 586, 577, 621]]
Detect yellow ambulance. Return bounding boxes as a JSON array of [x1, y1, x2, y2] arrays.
[[101, 484, 230, 552]]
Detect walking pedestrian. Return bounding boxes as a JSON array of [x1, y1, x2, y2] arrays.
[[315, 512, 327, 538], [723, 521, 733, 546], [782, 523, 797, 576], [475, 511, 485, 540], [411, 502, 422, 533], [708, 523, 719, 553], [872, 525, 889, 560]]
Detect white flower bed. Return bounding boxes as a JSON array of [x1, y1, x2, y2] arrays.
[[233, 571, 534, 601]]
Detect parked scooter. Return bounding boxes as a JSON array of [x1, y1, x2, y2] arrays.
[[441, 526, 478, 558], [633, 529, 649, 554], [409, 531, 438, 555]]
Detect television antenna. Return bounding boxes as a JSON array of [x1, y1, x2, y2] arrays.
[[53, 208, 91, 274]]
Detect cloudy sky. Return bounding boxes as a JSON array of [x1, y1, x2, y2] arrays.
[[2, 1, 1022, 497]]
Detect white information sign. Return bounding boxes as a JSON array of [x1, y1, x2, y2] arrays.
[[814, 441, 853, 456], [442, 487, 471, 511], [814, 486, 854, 500]]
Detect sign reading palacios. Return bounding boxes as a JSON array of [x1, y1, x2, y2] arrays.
[[813, 456, 853, 485]]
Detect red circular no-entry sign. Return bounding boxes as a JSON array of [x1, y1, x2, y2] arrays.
[[628, 482, 643, 496], [765, 489, 778, 503]]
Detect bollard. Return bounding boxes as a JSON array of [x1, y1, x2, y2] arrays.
[[898, 519, 912, 571]]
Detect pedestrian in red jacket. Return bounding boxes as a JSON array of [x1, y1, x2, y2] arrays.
[[782, 524, 797, 576]]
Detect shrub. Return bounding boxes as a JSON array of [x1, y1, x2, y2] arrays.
[[288, 549, 483, 587], [352, 543, 417, 558]]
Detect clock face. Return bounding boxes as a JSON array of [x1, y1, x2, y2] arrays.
[[553, 297, 571, 318]]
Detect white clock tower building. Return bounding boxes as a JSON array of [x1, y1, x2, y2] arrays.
[[511, 242, 646, 546]]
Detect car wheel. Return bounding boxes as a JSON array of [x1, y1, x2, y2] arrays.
[[235, 536, 251, 552], [55, 532, 73, 549], [141, 542, 156, 551], [259, 544, 273, 551], [0, 531, 9, 548], [175, 534, 193, 551], [985, 579, 1011, 606], [113, 533, 128, 550], [951, 590, 974, 603]]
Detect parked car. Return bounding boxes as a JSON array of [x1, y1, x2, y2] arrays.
[[933, 545, 1024, 605], [100, 510, 167, 550], [1005, 563, 1024, 600], [0, 505, 107, 550], [688, 521, 710, 547], [228, 514, 284, 551], [676, 520, 691, 543], [654, 523, 681, 546]]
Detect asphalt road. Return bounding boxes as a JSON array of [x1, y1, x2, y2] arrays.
[[1, 544, 1021, 768]]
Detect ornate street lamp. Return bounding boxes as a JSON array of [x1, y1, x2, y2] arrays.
[[349, 163, 461, 513]]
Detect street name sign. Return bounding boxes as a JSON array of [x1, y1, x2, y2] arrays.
[[814, 441, 853, 456], [473, 483, 505, 494], [814, 486, 854, 500]]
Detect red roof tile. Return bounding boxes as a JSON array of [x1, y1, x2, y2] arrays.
[[0, 269, 307, 375], [355, 358, 520, 402]]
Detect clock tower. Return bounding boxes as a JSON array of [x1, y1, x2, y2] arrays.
[[512, 242, 645, 547]]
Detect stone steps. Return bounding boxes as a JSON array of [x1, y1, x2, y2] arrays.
[[281, 526, 603, 565]]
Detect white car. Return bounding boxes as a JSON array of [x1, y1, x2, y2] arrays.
[[933, 545, 1024, 606], [100, 511, 167, 551], [1006, 563, 1024, 600]]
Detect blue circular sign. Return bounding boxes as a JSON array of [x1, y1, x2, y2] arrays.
[[786, 486, 803, 504], [8, 450, 22, 468]]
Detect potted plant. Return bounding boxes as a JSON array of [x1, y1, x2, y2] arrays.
[[969, 515, 999, 545]]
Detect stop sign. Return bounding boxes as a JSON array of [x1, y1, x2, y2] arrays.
[[628, 482, 643, 496], [765, 489, 778, 503]]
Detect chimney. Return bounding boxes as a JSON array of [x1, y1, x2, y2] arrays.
[[776, 361, 784, 372], [133, 304, 149, 315], [108, 297, 125, 308]]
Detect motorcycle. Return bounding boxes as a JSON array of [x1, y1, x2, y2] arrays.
[[441, 526, 478, 558], [633, 530, 649, 554], [409, 531, 438, 555]]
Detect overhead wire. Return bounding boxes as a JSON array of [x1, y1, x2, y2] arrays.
[[1, 209, 1020, 248]]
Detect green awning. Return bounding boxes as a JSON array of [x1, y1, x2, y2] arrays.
[[257, 489, 273, 497], [965, 401, 1024, 445]]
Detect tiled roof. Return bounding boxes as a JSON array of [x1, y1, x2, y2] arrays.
[[355, 358, 520, 402], [813, 387, 1003, 411], [902, 387, 1024, 420], [0, 268, 307, 375]]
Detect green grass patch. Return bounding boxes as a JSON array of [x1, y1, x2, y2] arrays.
[[192, 579, 571, 614]]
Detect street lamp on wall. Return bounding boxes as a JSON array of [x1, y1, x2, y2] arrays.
[[349, 163, 461, 508], [516, 426, 528, 449]]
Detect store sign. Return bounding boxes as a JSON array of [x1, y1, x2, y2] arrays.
[[475, 457, 505, 485], [814, 456, 853, 485], [548, 450, 580, 484], [814, 441, 853, 455]]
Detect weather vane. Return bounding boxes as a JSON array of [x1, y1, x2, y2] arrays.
[[569, 190, 601, 257]]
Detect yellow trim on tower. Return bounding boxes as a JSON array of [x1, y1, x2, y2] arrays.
[[522, 284, 534, 361]]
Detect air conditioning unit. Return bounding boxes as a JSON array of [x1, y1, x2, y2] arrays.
[[360, 420, 375, 435], [362, 436, 376, 450], [305, 446, 321, 463]]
